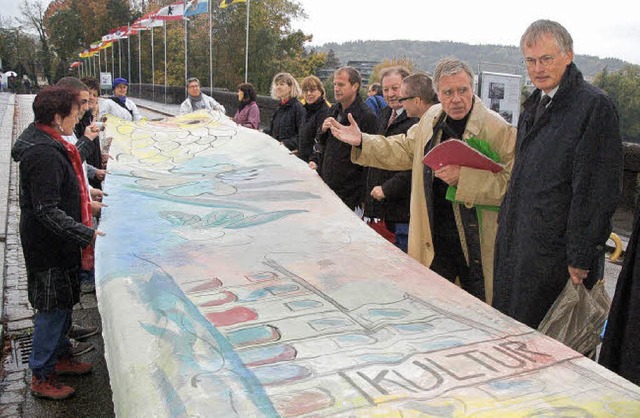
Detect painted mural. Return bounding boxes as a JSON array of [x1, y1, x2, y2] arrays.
[[96, 110, 640, 417]]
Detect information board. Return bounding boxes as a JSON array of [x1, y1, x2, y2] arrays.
[[478, 71, 522, 126]]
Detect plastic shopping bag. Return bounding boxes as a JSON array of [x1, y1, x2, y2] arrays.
[[538, 280, 610, 355]]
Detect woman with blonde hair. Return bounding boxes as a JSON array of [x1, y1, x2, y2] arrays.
[[264, 72, 304, 153]]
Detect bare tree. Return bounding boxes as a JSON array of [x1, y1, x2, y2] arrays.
[[19, 0, 54, 84]]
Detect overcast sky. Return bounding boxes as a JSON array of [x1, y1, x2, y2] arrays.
[[292, 0, 640, 65], [2, 0, 639, 65]]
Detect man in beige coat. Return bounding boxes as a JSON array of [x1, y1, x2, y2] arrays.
[[327, 58, 516, 304]]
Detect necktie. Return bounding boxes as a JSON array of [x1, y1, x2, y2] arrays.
[[534, 95, 551, 124], [387, 110, 398, 128]]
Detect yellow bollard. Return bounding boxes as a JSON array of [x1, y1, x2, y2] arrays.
[[609, 232, 623, 262]]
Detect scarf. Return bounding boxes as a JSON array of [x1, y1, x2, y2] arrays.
[[189, 93, 207, 111], [237, 98, 251, 112], [114, 95, 127, 105], [36, 123, 94, 270], [304, 96, 325, 114]]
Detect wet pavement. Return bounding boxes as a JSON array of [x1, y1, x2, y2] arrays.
[[0, 91, 631, 416]]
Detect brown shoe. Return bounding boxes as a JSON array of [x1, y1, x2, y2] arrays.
[[31, 375, 75, 400], [54, 356, 93, 376]]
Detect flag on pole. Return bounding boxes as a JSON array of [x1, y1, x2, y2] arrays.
[[153, 1, 187, 21], [132, 13, 164, 29], [70, 61, 82, 68], [185, 0, 209, 17], [99, 41, 113, 50], [123, 26, 139, 37], [220, 0, 246, 8], [102, 33, 117, 42], [112, 26, 129, 40]]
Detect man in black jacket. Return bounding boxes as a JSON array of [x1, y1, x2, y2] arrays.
[[310, 67, 378, 211], [363, 66, 418, 251], [493, 20, 623, 328]]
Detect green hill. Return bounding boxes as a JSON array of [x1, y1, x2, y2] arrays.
[[316, 40, 628, 79]]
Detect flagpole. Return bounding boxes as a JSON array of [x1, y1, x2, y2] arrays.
[[244, 0, 250, 83], [164, 21, 167, 104], [118, 40, 122, 77], [209, 0, 213, 91], [138, 32, 142, 96], [151, 25, 155, 100], [184, 0, 188, 89], [128, 25, 131, 84], [111, 43, 115, 78]]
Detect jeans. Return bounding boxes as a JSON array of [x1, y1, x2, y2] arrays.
[[79, 268, 95, 285], [394, 223, 409, 253], [30, 309, 72, 379]]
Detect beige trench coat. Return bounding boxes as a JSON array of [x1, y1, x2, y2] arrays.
[[352, 98, 516, 304]]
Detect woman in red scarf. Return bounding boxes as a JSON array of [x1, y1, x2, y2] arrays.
[[11, 86, 104, 400]]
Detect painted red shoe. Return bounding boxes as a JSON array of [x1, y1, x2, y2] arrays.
[[31, 375, 75, 400], [54, 356, 93, 376]]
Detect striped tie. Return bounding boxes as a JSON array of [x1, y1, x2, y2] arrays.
[[387, 110, 398, 128]]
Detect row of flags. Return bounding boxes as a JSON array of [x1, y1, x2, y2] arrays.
[[77, 0, 247, 59]]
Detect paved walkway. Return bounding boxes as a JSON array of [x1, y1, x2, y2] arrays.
[[0, 93, 113, 416], [128, 96, 180, 117]]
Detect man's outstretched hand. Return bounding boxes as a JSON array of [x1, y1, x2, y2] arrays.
[[328, 113, 363, 146]]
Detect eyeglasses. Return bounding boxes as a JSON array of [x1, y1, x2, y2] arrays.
[[188, 84, 200, 89], [303, 88, 318, 93], [398, 96, 416, 103], [524, 55, 555, 68]]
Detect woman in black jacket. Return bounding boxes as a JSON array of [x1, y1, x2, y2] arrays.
[[299, 76, 330, 162], [264, 72, 304, 153], [11, 86, 103, 400]]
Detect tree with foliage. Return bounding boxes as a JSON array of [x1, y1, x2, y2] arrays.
[[369, 58, 416, 85], [593, 64, 640, 143], [21, 0, 324, 94], [0, 19, 40, 89], [324, 49, 340, 69], [45, 2, 84, 79], [210, 0, 324, 93]]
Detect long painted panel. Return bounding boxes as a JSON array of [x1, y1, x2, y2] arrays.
[[96, 110, 640, 417]]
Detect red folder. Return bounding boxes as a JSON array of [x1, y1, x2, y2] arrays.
[[422, 139, 504, 173]]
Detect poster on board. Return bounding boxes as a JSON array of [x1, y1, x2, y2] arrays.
[[100, 72, 113, 91], [478, 71, 522, 126]]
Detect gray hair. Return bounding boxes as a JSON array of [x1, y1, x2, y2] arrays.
[[379, 65, 410, 83], [433, 57, 474, 91], [520, 19, 573, 55], [402, 73, 437, 104], [186, 77, 200, 87], [270, 72, 302, 99]]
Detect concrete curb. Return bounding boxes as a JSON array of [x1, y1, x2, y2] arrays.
[[0, 93, 16, 344]]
